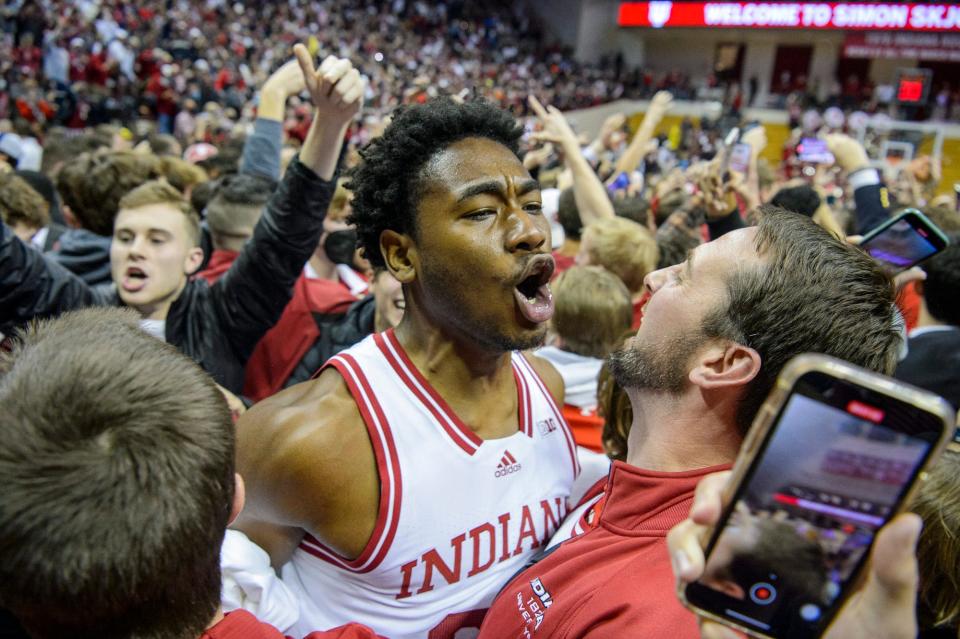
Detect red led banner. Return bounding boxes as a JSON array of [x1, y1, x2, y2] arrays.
[[618, 2, 960, 32]]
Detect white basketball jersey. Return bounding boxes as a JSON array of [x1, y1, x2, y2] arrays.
[[283, 330, 579, 639]]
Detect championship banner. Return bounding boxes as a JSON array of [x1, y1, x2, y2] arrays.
[[618, 2, 960, 32]]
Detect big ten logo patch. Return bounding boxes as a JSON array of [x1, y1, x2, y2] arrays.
[[536, 418, 558, 436]]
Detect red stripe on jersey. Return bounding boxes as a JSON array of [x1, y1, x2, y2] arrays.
[[505, 450, 517, 465], [511, 359, 534, 438], [298, 355, 402, 573], [517, 354, 581, 480], [376, 331, 482, 455]]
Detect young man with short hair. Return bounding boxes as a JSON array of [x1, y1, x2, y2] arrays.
[[0, 307, 381, 639], [196, 173, 275, 284], [0, 172, 49, 245], [0, 46, 364, 393], [476, 208, 902, 638], [49, 150, 163, 286], [233, 97, 580, 638]]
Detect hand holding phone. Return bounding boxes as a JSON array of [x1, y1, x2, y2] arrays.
[[859, 209, 950, 274], [677, 354, 953, 639], [729, 143, 752, 175], [798, 138, 835, 164], [669, 475, 924, 639]]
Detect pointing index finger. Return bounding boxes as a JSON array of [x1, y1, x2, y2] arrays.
[[527, 95, 549, 119]]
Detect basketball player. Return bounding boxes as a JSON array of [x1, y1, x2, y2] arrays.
[[233, 97, 581, 638]]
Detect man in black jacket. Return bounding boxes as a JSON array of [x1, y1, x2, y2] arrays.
[[0, 45, 365, 394], [894, 239, 960, 410]]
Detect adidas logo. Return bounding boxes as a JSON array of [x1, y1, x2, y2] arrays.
[[495, 450, 522, 478]]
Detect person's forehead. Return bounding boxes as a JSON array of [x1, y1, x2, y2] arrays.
[[115, 203, 189, 234], [695, 226, 760, 272], [420, 137, 529, 195], [694, 226, 759, 262]]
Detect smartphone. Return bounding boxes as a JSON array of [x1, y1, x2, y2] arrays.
[[729, 142, 752, 174], [859, 209, 950, 273], [716, 127, 740, 181], [797, 138, 834, 164], [680, 354, 954, 639]]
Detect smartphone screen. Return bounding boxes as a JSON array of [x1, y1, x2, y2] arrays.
[[684, 371, 946, 639], [729, 143, 751, 174], [797, 138, 834, 164], [859, 211, 949, 273]]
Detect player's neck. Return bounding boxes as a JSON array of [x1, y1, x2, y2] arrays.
[[394, 317, 513, 383], [393, 316, 519, 438], [625, 388, 741, 472]]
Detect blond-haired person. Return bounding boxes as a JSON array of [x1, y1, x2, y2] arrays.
[[577, 216, 659, 329]]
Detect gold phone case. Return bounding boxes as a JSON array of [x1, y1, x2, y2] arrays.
[[676, 353, 956, 639]]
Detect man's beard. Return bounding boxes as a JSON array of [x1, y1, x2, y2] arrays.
[[608, 331, 704, 394]]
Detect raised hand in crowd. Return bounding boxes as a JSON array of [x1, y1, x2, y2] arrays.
[[258, 58, 309, 122], [694, 158, 740, 222], [667, 471, 922, 639], [612, 90, 674, 179], [825, 133, 871, 174], [529, 94, 615, 224], [599, 112, 627, 145], [825, 133, 890, 234], [739, 124, 767, 208], [293, 44, 365, 180], [528, 95, 581, 151]]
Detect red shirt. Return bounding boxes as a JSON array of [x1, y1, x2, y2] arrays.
[[551, 251, 576, 278], [896, 281, 921, 333], [201, 609, 382, 639], [243, 275, 357, 401], [477, 461, 730, 639], [195, 249, 240, 284]]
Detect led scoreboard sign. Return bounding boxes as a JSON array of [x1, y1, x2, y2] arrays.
[[618, 2, 960, 32]]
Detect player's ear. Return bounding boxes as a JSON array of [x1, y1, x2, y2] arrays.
[[381, 230, 417, 284]]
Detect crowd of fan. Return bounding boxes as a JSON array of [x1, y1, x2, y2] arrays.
[[0, 9, 959, 639], [0, 0, 701, 141]]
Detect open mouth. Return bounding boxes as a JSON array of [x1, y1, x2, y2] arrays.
[[513, 254, 555, 325], [121, 266, 149, 293]]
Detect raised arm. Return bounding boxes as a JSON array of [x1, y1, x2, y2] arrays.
[[213, 46, 365, 361], [826, 133, 890, 235], [0, 220, 98, 334], [528, 95, 614, 227], [611, 91, 673, 180], [240, 58, 307, 180]]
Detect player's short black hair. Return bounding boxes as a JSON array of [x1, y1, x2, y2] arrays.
[[347, 98, 523, 268]]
